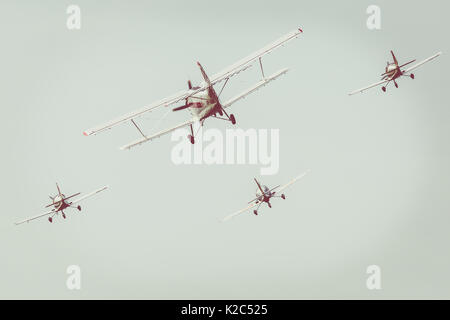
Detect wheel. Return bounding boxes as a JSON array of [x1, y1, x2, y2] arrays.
[[48, 217, 53, 223], [77, 205, 81, 211], [230, 114, 236, 125], [281, 194, 286, 200], [218, 108, 223, 116], [382, 87, 386, 92], [253, 210, 258, 216], [410, 73, 415, 79], [394, 82, 398, 88], [62, 213, 66, 219], [268, 203, 272, 208], [188, 134, 195, 144]]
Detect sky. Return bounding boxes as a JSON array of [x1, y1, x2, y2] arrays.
[[0, 0, 449, 299]]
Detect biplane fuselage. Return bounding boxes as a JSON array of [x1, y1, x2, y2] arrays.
[[187, 90, 218, 121], [255, 185, 272, 203], [384, 63, 402, 80], [52, 194, 69, 211]]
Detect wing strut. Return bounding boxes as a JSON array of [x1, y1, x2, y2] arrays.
[[131, 119, 147, 139], [259, 57, 265, 79], [217, 78, 229, 98]]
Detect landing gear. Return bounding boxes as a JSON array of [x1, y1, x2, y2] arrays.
[[410, 73, 415, 79], [188, 123, 195, 144], [230, 114, 236, 125], [218, 107, 236, 125], [77, 205, 81, 211], [281, 194, 286, 200], [394, 81, 398, 88], [253, 210, 258, 215], [48, 217, 53, 223], [62, 213, 66, 219], [268, 203, 272, 208], [382, 86, 386, 92]]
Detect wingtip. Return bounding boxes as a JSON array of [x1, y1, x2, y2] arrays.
[[83, 131, 89, 136], [298, 27, 303, 33]]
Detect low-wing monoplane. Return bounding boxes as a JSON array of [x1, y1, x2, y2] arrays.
[[15, 184, 108, 225], [349, 50, 441, 95], [83, 28, 303, 150], [222, 170, 310, 222]]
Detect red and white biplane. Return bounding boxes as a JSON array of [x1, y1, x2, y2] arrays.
[[349, 50, 441, 95], [15, 183, 108, 225], [222, 170, 309, 222], [83, 28, 304, 149]]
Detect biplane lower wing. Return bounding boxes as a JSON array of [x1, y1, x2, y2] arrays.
[[120, 119, 196, 150], [222, 68, 289, 109], [15, 209, 55, 225], [348, 79, 389, 96], [403, 52, 442, 74]]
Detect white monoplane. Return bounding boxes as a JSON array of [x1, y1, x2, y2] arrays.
[[222, 170, 310, 222], [349, 50, 441, 95], [15, 184, 108, 225], [83, 28, 303, 149]]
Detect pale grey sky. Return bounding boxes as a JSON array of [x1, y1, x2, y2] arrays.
[[0, 0, 449, 299]]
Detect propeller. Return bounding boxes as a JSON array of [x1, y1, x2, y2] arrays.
[[173, 102, 194, 112], [390, 50, 398, 66]]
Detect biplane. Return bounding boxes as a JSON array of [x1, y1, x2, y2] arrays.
[[222, 170, 309, 222], [15, 184, 108, 225], [83, 28, 303, 149], [349, 51, 441, 95]]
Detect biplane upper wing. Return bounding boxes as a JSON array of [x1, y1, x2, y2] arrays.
[[206, 28, 303, 87], [15, 209, 56, 225], [402, 52, 442, 74], [83, 90, 194, 136]]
